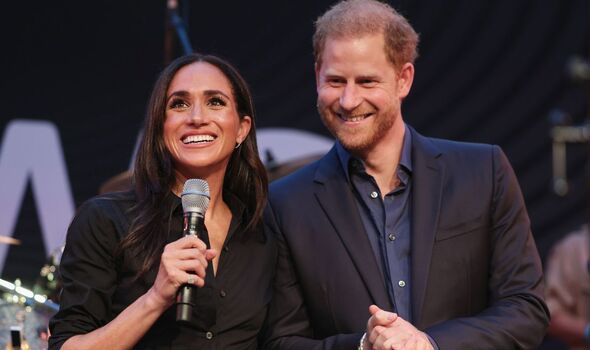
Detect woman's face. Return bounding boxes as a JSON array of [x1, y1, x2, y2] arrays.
[[163, 62, 251, 181]]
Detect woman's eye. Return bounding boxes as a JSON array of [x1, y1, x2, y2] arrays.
[[169, 99, 189, 109], [208, 97, 226, 107]]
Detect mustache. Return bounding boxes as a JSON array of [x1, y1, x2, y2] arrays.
[[316, 101, 375, 117]]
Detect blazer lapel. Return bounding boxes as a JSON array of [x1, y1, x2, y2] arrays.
[[409, 128, 444, 324], [313, 147, 392, 310]]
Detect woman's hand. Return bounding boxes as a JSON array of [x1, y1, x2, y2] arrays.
[[147, 235, 217, 309]]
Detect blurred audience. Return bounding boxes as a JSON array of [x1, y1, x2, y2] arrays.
[[545, 225, 590, 349]]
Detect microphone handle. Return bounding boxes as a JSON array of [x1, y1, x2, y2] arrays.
[[176, 212, 205, 323]]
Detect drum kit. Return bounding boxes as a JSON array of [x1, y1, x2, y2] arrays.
[[0, 236, 62, 350]]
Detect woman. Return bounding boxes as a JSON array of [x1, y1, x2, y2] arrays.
[[49, 54, 274, 349]]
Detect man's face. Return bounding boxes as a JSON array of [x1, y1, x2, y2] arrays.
[[316, 33, 413, 155]]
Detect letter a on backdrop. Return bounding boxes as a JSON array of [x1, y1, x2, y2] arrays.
[[0, 119, 74, 272]]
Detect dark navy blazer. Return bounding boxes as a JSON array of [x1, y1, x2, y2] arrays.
[[263, 127, 549, 350]]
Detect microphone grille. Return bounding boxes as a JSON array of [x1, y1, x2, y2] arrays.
[[181, 179, 210, 214]]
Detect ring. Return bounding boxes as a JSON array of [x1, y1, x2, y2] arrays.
[[187, 275, 195, 285]]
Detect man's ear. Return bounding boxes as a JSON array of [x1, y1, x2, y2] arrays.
[[315, 62, 321, 88], [397, 63, 415, 99]]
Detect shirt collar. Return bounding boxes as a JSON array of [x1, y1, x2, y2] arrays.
[[399, 125, 413, 173], [336, 124, 413, 181], [168, 188, 250, 240]]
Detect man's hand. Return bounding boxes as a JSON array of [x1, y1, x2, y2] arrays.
[[364, 304, 397, 349], [366, 305, 433, 350]]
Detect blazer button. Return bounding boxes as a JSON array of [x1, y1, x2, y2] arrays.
[[205, 331, 213, 340]]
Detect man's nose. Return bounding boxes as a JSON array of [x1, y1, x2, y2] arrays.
[[339, 83, 362, 111]]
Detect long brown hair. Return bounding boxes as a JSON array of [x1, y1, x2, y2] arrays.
[[120, 54, 268, 278]]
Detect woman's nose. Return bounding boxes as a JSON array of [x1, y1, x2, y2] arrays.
[[189, 104, 206, 125]]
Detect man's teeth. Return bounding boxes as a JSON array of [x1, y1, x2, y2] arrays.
[[182, 135, 215, 144], [340, 113, 371, 122]]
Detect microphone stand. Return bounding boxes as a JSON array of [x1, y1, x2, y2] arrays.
[[550, 120, 590, 196], [165, 0, 193, 64], [549, 56, 590, 196]]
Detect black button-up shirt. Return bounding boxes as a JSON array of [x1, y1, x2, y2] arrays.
[[337, 127, 413, 321], [49, 190, 276, 349]]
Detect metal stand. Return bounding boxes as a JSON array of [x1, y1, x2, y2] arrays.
[[550, 56, 590, 196], [164, 0, 193, 64]]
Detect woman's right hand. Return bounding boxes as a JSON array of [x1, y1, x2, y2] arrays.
[[147, 235, 217, 309], [59, 235, 217, 350]]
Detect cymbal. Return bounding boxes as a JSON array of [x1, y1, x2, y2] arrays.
[[0, 235, 21, 245]]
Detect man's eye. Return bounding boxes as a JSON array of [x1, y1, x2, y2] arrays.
[[169, 99, 189, 109], [327, 79, 345, 86], [208, 97, 227, 107], [359, 79, 377, 86]]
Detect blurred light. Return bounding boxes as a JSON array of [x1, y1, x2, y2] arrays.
[[0, 278, 15, 290], [34, 294, 47, 303], [15, 286, 34, 298]]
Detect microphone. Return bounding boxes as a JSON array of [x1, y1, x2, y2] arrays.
[[176, 179, 210, 323]]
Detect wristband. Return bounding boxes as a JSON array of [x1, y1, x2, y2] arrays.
[[358, 332, 366, 350]]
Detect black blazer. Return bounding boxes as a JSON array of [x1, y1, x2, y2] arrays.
[[263, 127, 549, 349]]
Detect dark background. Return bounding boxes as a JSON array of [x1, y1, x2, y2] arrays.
[[0, 1, 588, 347]]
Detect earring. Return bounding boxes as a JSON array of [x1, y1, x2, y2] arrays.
[[235, 142, 241, 149]]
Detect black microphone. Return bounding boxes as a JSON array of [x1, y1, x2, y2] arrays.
[[176, 179, 210, 323]]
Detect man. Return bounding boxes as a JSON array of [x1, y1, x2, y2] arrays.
[[263, 0, 549, 349]]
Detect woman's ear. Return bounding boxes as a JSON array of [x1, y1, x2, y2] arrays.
[[236, 115, 252, 144]]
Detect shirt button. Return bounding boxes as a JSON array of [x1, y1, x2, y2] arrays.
[[370, 191, 379, 199], [398, 280, 406, 288], [220, 289, 227, 297], [388, 233, 396, 241], [205, 331, 213, 340]]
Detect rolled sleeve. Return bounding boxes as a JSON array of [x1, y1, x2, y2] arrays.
[[49, 199, 120, 349]]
